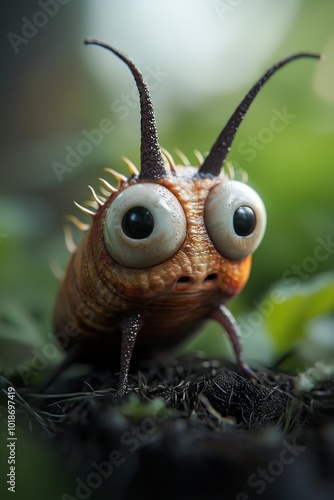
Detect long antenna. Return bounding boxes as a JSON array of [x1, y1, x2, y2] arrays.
[[85, 39, 166, 180], [198, 52, 321, 177]]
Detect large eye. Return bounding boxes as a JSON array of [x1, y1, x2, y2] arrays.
[[104, 183, 187, 268], [204, 180, 266, 261]]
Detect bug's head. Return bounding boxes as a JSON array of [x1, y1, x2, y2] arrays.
[[83, 41, 320, 300]]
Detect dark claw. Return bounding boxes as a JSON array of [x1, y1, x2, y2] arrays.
[[237, 360, 259, 380]]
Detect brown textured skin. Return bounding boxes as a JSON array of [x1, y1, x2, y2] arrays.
[[53, 168, 252, 366]]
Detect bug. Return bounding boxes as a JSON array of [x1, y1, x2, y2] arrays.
[[51, 40, 320, 395]]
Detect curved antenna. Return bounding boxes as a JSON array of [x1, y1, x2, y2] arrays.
[[198, 52, 321, 177], [84, 39, 166, 179]]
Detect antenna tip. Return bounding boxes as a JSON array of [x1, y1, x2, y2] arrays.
[[84, 38, 103, 47], [296, 51, 322, 60]]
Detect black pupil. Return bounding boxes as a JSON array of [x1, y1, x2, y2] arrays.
[[233, 206, 256, 237], [122, 207, 154, 239]]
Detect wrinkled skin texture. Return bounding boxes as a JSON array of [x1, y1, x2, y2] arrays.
[[53, 167, 251, 369]]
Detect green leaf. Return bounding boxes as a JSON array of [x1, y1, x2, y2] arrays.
[[265, 272, 334, 353]]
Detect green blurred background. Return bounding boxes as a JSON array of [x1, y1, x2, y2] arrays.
[[0, 2, 333, 497], [0, 0, 334, 379]]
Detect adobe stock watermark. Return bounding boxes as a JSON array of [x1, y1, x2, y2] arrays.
[[238, 234, 334, 339], [15, 323, 80, 386], [14, 285, 119, 385], [7, 0, 71, 54], [236, 438, 306, 499], [212, 0, 245, 21], [51, 64, 169, 183], [51, 118, 115, 183], [61, 405, 169, 500], [238, 107, 296, 162]]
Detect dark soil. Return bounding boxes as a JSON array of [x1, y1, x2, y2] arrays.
[[1, 354, 334, 500]]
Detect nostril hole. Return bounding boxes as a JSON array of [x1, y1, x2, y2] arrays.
[[177, 276, 191, 283], [204, 273, 217, 282]]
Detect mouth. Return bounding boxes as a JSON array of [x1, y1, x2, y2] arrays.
[[173, 273, 219, 291]]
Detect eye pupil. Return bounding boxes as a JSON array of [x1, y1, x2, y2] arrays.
[[122, 206, 154, 239], [233, 206, 256, 237]]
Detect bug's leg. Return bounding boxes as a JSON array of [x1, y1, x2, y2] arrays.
[[207, 305, 257, 379], [117, 312, 143, 397], [38, 342, 84, 393]]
